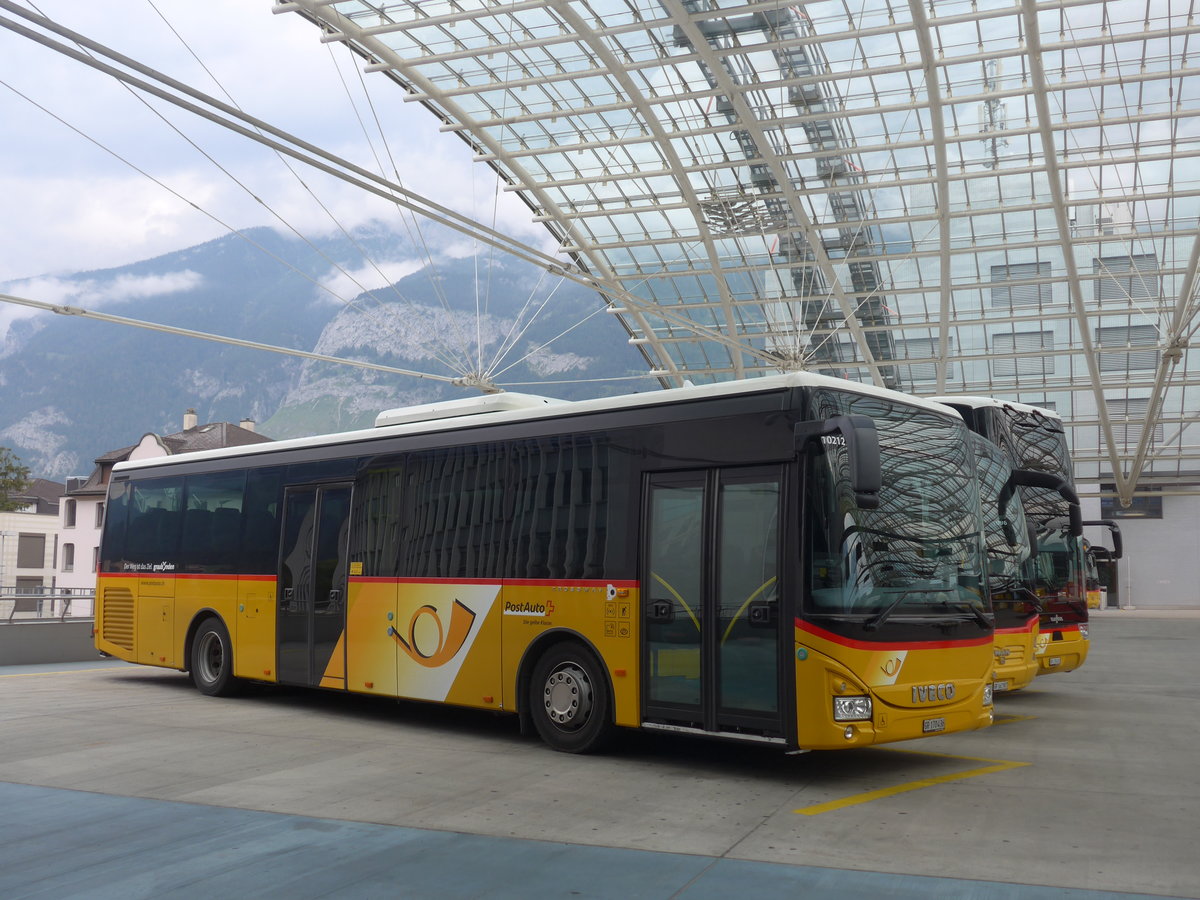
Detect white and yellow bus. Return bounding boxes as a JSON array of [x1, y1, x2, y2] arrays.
[[964, 432, 1040, 693], [933, 397, 1090, 683], [96, 374, 995, 753]]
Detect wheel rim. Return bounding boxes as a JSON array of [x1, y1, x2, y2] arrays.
[[196, 631, 224, 685], [542, 662, 593, 730]]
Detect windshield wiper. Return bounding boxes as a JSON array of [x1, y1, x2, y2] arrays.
[[863, 590, 916, 631], [1015, 587, 1044, 614], [952, 603, 994, 630]]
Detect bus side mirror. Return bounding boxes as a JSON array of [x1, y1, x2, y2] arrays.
[[1001, 519, 1019, 548], [1109, 523, 1123, 560], [1081, 519, 1124, 560], [1009, 470, 1082, 538], [1068, 502, 1083, 538], [795, 415, 881, 510]]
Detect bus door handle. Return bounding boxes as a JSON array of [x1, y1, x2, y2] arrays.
[[748, 600, 777, 628], [282, 588, 295, 611], [328, 589, 342, 612], [648, 599, 674, 623]]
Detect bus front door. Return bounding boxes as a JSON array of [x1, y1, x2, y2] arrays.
[[642, 468, 783, 740], [277, 483, 352, 688]]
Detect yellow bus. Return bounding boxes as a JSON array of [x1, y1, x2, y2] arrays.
[[933, 397, 1089, 682], [96, 374, 995, 753], [965, 432, 1040, 693], [1082, 522, 1122, 609]]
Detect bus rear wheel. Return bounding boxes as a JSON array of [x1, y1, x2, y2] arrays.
[[529, 641, 613, 753], [190, 617, 242, 697]]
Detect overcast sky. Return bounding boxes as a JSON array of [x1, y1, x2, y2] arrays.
[[0, 1, 545, 294]]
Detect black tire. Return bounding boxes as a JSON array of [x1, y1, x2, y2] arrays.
[[528, 640, 613, 753], [190, 617, 242, 697]]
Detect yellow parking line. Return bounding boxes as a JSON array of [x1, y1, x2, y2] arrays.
[[0, 667, 122, 678], [795, 749, 1030, 816]]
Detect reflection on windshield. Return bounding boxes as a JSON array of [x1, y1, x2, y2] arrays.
[[806, 390, 986, 621], [970, 433, 1037, 625], [1028, 526, 1083, 598], [994, 407, 1086, 613], [973, 434, 1030, 586], [1000, 407, 1073, 526]]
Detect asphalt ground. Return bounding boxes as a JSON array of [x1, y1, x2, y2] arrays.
[[1, 607, 1197, 899]]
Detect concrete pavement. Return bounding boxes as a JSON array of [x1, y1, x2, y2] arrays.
[[2, 611, 1198, 898]]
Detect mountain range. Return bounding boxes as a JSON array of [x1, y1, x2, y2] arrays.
[[0, 225, 651, 479]]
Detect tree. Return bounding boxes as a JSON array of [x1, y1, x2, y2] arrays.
[[0, 447, 33, 512]]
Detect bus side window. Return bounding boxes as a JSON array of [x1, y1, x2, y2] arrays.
[[126, 479, 183, 566], [399, 445, 510, 580], [506, 435, 609, 581], [350, 458, 405, 579], [180, 471, 246, 574], [100, 480, 132, 572], [240, 468, 285, 575]]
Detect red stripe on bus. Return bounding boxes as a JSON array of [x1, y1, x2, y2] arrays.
[[347, 576, 638, 588], [1043, 624, 1081, 635], [795, 618, 994, 650], [101, 572, 276, 581], [994, 619, 1038, 636], [348, 576, 500, 585], [504, 578, 638, 588]]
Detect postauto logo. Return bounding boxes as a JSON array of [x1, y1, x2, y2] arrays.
[[389, 599, 476, 667], [502, 598, 556, 617]]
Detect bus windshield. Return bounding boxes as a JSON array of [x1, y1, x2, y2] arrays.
[[999, 406, 1073, 524], [970, 433, 1032, 594], [806, 391, 986, 621], [1029, 525, 1084, 602]]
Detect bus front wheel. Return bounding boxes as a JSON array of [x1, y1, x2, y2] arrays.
[[529, 641, 613, 753], [190, 617, 242, 697]]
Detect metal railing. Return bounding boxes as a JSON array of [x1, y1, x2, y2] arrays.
[[1, 588, 95, 623]]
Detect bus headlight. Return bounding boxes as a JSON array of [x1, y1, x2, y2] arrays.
[[983, 684, 994, 707], [833, 695, 872, 722], [1079, 625, 1089, 640]]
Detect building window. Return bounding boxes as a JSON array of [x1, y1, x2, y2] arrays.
[[96, 502, 105, 528], [992, 330, 1055, 377], [1100, 482, 1163, 519], [1095, 324, 1159, 373], [1105, 398, 1164, 448], [990, 261, 1052, 307], [16, 533, 47, 569], [1093, 254, 1158, 302], [62, 543, 75, 573], [64, 499, 77, 528], [92, 546, 100, 574], [894, 337, 955, 383]]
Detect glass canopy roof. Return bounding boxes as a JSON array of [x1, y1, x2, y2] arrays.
[[277, 0, 1199, 502]]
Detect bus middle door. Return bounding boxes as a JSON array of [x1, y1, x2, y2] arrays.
[[642, 467, 784, 741], [277, 483, 352, 688]]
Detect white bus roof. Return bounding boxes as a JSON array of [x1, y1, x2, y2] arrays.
[[928, 395, 1063, 422], [115, 372, 963, 474]]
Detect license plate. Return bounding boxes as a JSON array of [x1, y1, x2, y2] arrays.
[[922, 717, 946, 734], [1048, 657, 1061, 667], [994, 680, 1010, 692]]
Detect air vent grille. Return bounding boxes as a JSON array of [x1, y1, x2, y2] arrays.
[[101, 587, 134, 651]]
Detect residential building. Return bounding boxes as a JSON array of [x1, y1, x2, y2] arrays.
[[1, 478, 65, 598]]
